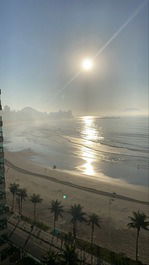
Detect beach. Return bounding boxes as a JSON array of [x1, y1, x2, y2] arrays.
[[5, 149, 149, 263]]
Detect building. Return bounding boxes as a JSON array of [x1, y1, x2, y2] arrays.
[[0, 89, 9, 263]]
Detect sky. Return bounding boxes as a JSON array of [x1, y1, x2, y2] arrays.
[[0, 0, 148, 116]]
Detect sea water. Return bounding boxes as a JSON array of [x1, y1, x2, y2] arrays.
[[4, 116, 149, 186]]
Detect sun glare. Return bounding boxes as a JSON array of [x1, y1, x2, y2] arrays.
[[81, 58, 93, 71]]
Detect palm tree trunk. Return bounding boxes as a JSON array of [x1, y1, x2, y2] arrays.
[[17, 197, 21, 215], [73, 221, 76, 239], [91, 224, 94, 245], [54, 215, 56, 232], [12, 194, 15, 212], [136, 228, 140, 262], [34, 203, 36, 223], [14, 194, 16, 211], [20, 197, 23, 215]]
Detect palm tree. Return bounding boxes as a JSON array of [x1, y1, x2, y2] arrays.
[[69, 204, 86, 239], [88, 213, 101, 245], [127, 210, 149, 261], [16, 188, 27, 215], [88, 213, 101, 265], [49, 200, 64, 232], [60, 242, 79, 265], [9, 182, 19, 212], [30, 193, 43, 222]]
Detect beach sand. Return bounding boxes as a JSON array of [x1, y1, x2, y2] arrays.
[[5, 150, 149, 263]]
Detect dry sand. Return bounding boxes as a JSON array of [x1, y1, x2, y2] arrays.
[[5, 150, 149, 263]]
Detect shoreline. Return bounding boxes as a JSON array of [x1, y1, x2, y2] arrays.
[[5, 158, 148, 205], [5, 150, 149, 263], [5, 149, 148, 201]]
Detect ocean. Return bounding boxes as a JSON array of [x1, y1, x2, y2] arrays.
[[4, 116, 149, 187]]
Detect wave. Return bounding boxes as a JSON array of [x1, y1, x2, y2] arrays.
[[63, 136, 149, 160], [99, 141, 149, 154]]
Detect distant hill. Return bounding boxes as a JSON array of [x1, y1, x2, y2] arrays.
[[18, 106, 47, 120], [21, 107, 40, 113], [2, 105, 73, 121]]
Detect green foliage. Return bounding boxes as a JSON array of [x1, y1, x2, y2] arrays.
[[49, 200, 64, 221], [128, 211, 149, 231], [49, 200, 64, 231], [9, 182, 20, 211], [69, 204, 86, 238], [50, 230, 147, 265], [16, 188, 27, 215], [30, 194, 43, 204], [17, 188, 27, 200], [128, 211, 149, 261], [88, 213, 101, 228], [42, 249, 60, 265], [60, 243, 79, 265], [9, 183, 19, 194], [21, 215, 49, 231], [69, 204, 86, 223], [30, 193, 43, 221]]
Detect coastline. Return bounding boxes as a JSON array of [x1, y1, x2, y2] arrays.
[[5, 149, 149, 263], [5, 149, 148, 201]]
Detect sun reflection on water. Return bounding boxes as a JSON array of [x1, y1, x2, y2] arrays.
[[80, 116, 102, 176]]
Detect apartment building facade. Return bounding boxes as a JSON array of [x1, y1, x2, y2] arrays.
[[0, 90, 9, 263]]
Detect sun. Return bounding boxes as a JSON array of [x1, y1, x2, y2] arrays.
[[81, 58, 94, 71]]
